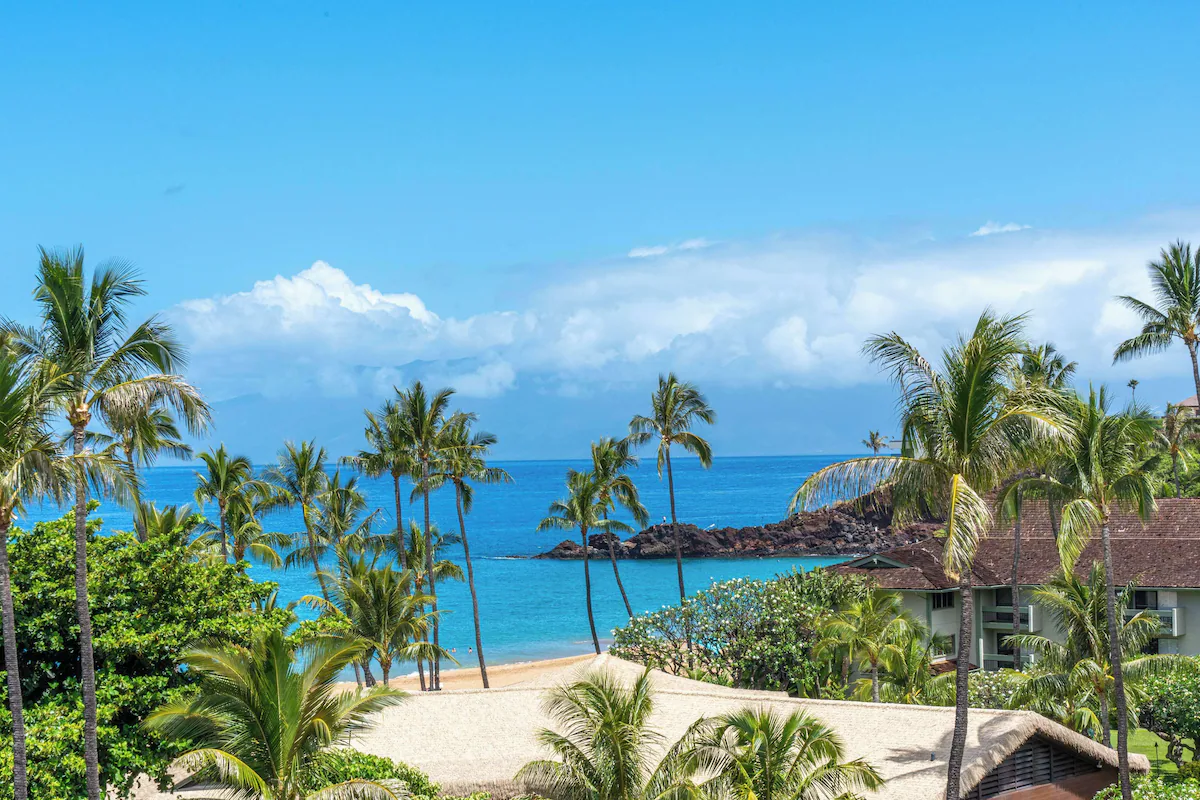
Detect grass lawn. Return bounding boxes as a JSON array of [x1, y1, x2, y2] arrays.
[[1111, 729, 1178, 774]]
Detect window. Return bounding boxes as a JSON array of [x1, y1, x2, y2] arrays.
[[934, 634, 956, 658], [995, 587, 1019, 607], [1141, 638, 1160, 656], [932, 592, 954, 610], [1134, 590, 1159, 610]]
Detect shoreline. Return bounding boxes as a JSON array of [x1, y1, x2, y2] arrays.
[[336, 652, 598, 691]]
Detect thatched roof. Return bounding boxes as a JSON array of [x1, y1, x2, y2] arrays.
[[351, 654, 1146, 799]]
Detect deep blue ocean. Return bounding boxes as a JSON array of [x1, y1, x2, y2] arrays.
[[20, 455, 850, 667]]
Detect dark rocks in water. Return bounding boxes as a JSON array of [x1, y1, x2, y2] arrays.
[[535, 497, 939, 560]]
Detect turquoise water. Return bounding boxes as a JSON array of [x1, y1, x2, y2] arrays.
[[21, 455, 851, 665]]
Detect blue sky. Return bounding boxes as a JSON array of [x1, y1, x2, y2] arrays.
[[4, 3, 1200, 459]]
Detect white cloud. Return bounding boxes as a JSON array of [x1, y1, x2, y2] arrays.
[[627, 237, 713, 258], [971, 221, 1032, 236], [173, 214, 1200, 403]]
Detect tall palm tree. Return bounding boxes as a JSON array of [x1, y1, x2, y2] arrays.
[[851, 629, 955, 705], [194, 445, 255, 563], [1009, 564, 1178, 742], [1029, 387, 1158, 800], [428, 416, 512, 688], [145, 629, 406, 799], [698, 707, 884, 800], [815, 590, 920, 702], [394, 519, 465, 690], [1019, 342, 1077, 391], [266, 440, 331, 599], [628, 373, 716, 611], [1159, 403, 1200, 497], [89, 400, 201, 541], [515, 668, 711, 800], [311, 470, 380, 551], [789, 311, 1064, 800], [395, 381, 458, 689], [0, 351, 72, 800], [1127, 379, 1139, 404], [4, 246, 206, 799], [220, 480, 294, 567], [342, 400, 414, 569], [862, 430, 888, 454], [589, 436, 649, 619], [538, 471, 633, 654], [1113, 240, 1200, 400]]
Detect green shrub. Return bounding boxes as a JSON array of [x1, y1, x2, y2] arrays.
[[611, 568, 866, 697], [1095, 776, 1200, 799], [1179, 762, 1200, 782], [303, 749, 440, 797], [968, 668, 1024, 709], [1140, 663, 1200, 767]]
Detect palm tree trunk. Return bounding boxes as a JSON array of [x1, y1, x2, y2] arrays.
[[581, 524, 600, 654], [664, 446, 693, 667], [1174, 452, 1182, 498], [871, 661, 880, 703], [1100, 693, 1111, 744], [841, 653, 851, 697], [218, 498, 229, 563], [302, 505, 329, 601], [1101, 514, 1133, 800], [416, 657, 426, 691], [601, 509, 633, 619], [73, 423, 102, 800], [393, 473, 407, 570], [456, 482, 489, 688], [945, 571, 974, 800], [352, 660, 363, 688], [1011, 488, 1022, 668], [126, 446, 146, 543], [423, 460, 440, 690], [0, 515, 29, 800], [1189, 341, 1200, 405], [362, 659, 377, 687]]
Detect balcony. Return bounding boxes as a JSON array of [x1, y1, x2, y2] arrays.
[[982, 653, 1035, 672], [982, 604, 1041, 633], [1125, 606, 1184, 638]]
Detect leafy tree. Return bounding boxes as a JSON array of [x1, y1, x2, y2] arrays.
[[515, 668, 710, 800], [1140, 664, 1200, 767], [427, 415, 512, 688], [862, 430, 888, 454], [790, 311, 1064, 800], [587, 436, 648, 620], [1009, 563, 1178, 742], [194, 444, 255, 563], [697, 707, 884, 800], [342, 400, 415, 568], [0, 509, 288, 799], [146, 630, 405, 799], [815, 590, 920, 702], [538, 471, 633, 654], [1113, 240, 1200, 401], [4, 247, 208, 799], [1159, 403, 1200, 498], [628, 373, 716, 612]]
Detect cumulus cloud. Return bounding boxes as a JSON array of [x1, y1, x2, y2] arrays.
[[971, 221, 1032, 236], [172, 214, 1200, 403]]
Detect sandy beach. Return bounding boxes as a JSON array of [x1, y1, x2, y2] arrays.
[[336, 653, 597, 692]]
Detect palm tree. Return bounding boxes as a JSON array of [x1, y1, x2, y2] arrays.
[[815, 590, 920, 702], [1127, 379, 1139, 404], [1019, 342, 1077, 391], [342, 400, 414, 568], [698, 707, 884, 800], [1159, 403, 1200, 497], [4, 246, 206, 799], [1113, 240, 1200, 401], [266, 440, 331, 599], [395, 381, 458, 689], [515, 668, 710, 800], [427, 416, 512, 688], [628, 373, 715, 614], [588, 436, 649, 619], [145, 629, 406, 799], [312, 470, 380, 551], [862, 430, 888, 454], [1030, 387, 1158, 800], [194, 445, 255, 563], [221, 480, 294, 567], [397, 520, 465, 690], [0, 351, 72, 800], [538, 471, 633, 654], [1009, 564, 1178, 742], [789, 310, 1064, 800], [851, 629, 955, 705]]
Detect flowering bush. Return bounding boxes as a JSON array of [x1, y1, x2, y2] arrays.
[[1094, 776, 1200, 800], [968, 668, 1024, 709], [610, 568, 866, 696]]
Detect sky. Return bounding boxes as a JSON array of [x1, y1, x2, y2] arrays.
[[4, 3, 1200, 460]]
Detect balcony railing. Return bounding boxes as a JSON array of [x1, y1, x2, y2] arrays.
[[982, 653, 1034, 672], [981, 605, 1040, 633], [1125, 606, 1184, 638]]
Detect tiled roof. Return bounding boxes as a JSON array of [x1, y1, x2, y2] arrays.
[[831, 498, 1200, 590]]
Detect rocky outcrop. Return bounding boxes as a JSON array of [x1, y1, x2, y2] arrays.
[[536, 497, 939, 559]]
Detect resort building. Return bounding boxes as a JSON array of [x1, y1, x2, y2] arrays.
[[832, 498, 1200, 671]]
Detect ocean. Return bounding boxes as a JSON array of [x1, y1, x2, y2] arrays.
[[20, 454, 851, 666]]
